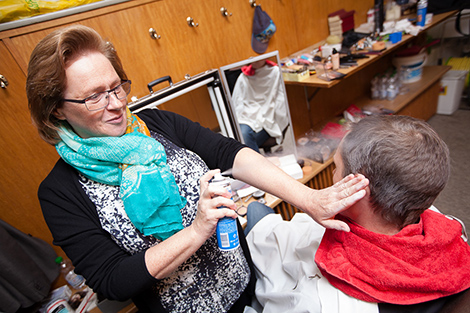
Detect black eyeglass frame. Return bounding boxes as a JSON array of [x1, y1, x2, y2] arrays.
[[62, 80, 132, 111]]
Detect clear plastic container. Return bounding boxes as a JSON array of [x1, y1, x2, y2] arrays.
[[371, 76, 380, 99], [55, 257, 86, 290], [379, 76, 389, 99], [386, 76, 399, 100]]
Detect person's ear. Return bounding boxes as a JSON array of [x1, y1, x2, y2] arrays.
[[53, 107, 66, 120]]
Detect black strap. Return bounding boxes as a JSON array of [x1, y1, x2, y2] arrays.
[[455, 10, 469, 38]]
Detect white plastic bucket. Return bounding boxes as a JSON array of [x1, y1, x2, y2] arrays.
[[392, 52, 427, 83]]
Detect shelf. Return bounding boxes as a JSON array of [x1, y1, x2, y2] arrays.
[[354, 65, 451, 113], [283, 10, 458, 89]]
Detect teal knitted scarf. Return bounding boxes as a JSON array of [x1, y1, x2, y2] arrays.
[[55, 114, 186, 240]]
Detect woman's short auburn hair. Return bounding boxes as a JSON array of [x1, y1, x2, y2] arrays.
[[26, 24, 128, 145]]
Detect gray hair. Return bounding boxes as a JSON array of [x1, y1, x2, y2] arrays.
[[340, 115, 450, 228]]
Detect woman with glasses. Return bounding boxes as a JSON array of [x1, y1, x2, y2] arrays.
[[26, 25, 368, 313]]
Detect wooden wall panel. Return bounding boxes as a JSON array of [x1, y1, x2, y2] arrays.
[[0, 41, 59, 252], [285, 84, 311, 138], [158, 85, 220, 131], [397, 81, 441, 121], [291, 0, 374, 55], [307, 54, 394, 132], [4, 0, 375, 97], [4, 0, 378, 141]]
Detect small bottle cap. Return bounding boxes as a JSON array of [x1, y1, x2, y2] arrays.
[[211, 173, 226, 183]]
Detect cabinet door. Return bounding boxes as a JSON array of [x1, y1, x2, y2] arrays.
[[0, 40, 59, 248], [8, 1, 227, 129]]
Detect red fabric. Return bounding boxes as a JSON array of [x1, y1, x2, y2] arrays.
[[241, 64, 255, 76], [320, 122, 347, 139], [265, 60, 277, 67], [315, 210, 470, 305], [241, 60, 278, 76]]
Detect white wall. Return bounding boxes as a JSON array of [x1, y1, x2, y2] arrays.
[[427, 10, 470, 65]]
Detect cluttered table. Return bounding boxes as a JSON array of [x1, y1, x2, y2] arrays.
[[283, 10, 458, 88]]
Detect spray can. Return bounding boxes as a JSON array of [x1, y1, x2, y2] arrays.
[[210, 173, 240, 250], [417, 0, 427, 27]]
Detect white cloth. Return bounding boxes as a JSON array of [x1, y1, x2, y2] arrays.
[[246, 213, 378, 313], [231, 65, 289, 144]]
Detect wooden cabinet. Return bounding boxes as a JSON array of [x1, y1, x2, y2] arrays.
[[1, 0, 374, 93], [2, 0, 298, 98], [0, 40, 58, 247]]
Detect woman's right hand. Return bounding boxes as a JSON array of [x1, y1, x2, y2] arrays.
[[190, 170, 238, 241]]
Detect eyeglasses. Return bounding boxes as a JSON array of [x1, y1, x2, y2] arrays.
[[62, 80, 132, 111]]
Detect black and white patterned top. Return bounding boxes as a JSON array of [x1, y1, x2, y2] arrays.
[[80, 131, 250, 312]]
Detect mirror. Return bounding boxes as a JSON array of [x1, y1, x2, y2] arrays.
[[219, 51, 297, 158], [128, 69, 241, 141]]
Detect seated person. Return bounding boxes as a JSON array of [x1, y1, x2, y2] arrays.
[[245, 115, 470, 313], [231, 59, 289, 153]]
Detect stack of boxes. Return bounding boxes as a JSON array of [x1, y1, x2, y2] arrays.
[[328, 9, 356, 35], [328, 15, 343, 39]]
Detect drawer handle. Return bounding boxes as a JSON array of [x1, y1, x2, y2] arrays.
[[149, 28, 161, 40], [220, 7, 232, 17], [147, 75, 173, 93], [187, 17, 199, 27], [0, 75, 8, 89]]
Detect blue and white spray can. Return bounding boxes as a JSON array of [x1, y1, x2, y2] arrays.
[[210, 173, 240, 251], [417, 0, 427, 27]]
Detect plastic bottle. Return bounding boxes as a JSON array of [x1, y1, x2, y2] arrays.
[[379, 76, 388, 99], [417, 0, 427, 27], [371, 76, 380, 99], [386, 76, 398, 100], [210, 173, 240, 251], [385, 1, 394, 21], [325, 56, 333, 70], [331, 48, 340, 70], [386, 1, 401, 21], [55, 256, 86, 290]]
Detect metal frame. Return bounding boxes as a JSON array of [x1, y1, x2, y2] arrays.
[[128, 69, 241, 141]]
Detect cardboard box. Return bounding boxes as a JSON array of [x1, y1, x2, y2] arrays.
[[282, 69, 309, 81], [328, 9, 355, 33]]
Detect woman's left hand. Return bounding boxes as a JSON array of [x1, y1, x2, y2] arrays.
[[305, 173, 368, 232], [232, 148, 368, 232]]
